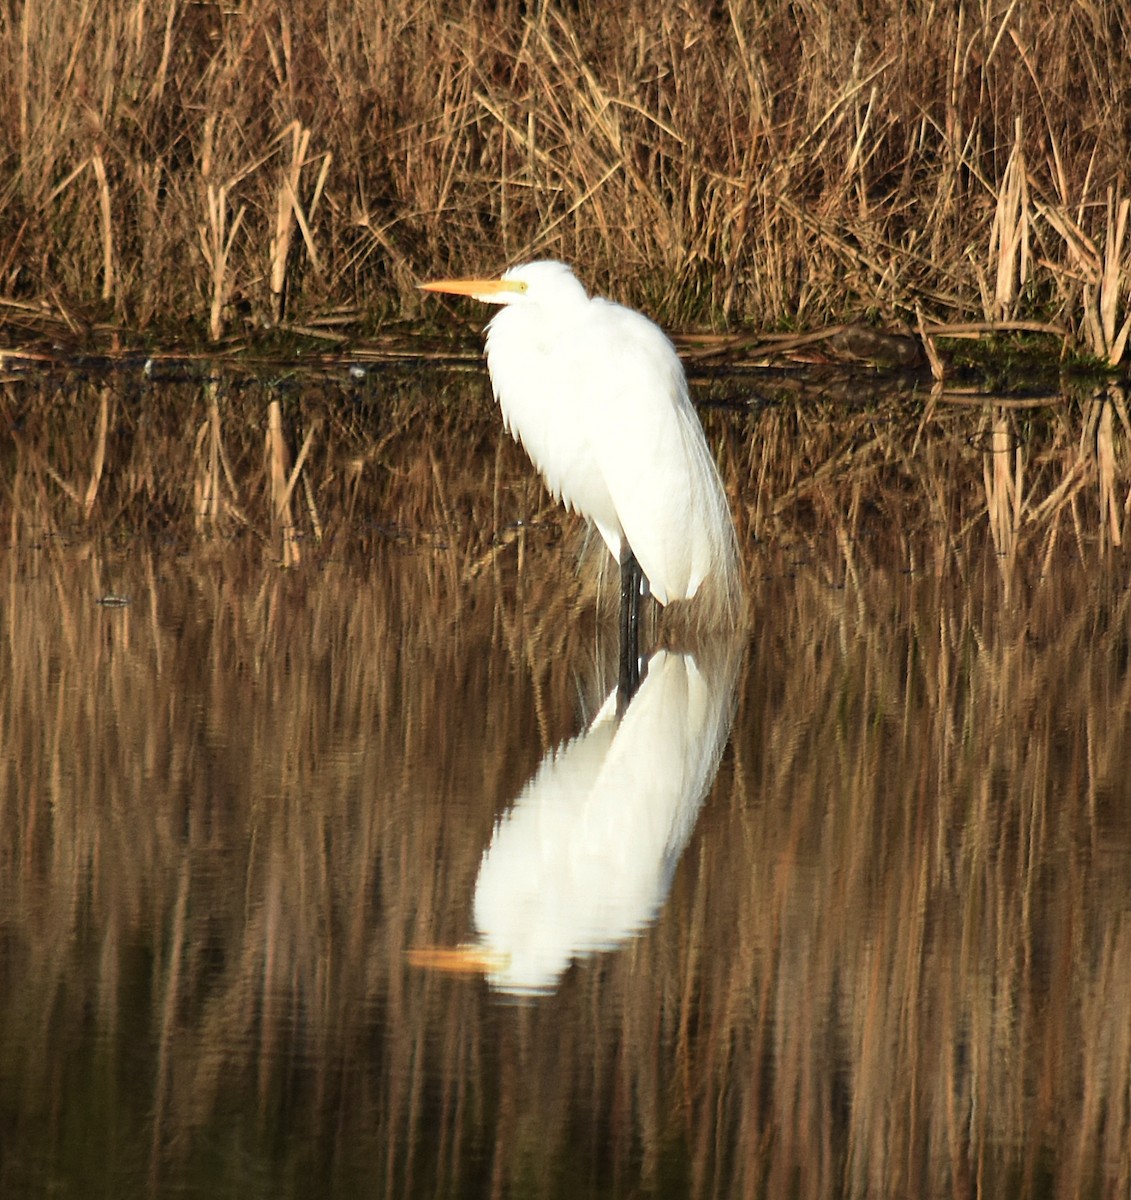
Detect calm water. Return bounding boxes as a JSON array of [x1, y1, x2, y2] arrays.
[[2, 368, 1131, 1197]]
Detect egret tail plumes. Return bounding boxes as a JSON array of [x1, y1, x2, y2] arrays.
[[421, 261, 742, 624]]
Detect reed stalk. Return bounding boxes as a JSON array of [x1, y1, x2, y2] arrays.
[[199, 183, 246, 343], [265, 398, 300, 565], [268, 121, 331, 325]]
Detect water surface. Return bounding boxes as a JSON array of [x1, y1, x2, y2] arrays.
[[1, 368, 1130, 1197]]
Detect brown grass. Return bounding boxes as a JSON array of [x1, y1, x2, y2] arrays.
[[1, 369, 1131, 1194], [1, 1, 1130, 362]]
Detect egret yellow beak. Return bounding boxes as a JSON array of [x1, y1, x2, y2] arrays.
[[419, 277, 527, 299], [406, 943, 507, 976]]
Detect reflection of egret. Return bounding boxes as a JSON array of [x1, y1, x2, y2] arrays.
[[410, 643, 740, 995], [421, 261, 742, 677]]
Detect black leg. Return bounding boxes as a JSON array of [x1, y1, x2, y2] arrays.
[[618, 548, 642, 709]]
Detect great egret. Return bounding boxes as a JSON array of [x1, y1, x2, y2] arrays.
[[420, 262, 741, 648]]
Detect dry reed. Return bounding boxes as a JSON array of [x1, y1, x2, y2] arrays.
[[1, 1, 1130, 365]]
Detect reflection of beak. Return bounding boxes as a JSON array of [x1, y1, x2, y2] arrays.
[[407, 944, 507, 977], [419, 277, 526, 300]]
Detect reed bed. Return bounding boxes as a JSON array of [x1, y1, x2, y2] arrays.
[[1, 1, 1130, 366], [2, 370, 1131, 1195]]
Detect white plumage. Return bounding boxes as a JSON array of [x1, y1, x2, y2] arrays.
[[422, 260, 739, 611], [409, 640, 743, 994], [470, 647, 737, 993]]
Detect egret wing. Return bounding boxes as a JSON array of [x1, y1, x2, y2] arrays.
[[576, 301, 732, 604], [486, 302, 625, 560]]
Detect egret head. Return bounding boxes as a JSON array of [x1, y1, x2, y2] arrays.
[[420, 259, 587, 307]]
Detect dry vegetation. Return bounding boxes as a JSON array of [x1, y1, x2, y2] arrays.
[[2, 370, 1131, 1195], [1, 0, 1130, 364]]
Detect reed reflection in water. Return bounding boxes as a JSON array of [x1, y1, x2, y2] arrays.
[[1, 371, 1130, 1198]]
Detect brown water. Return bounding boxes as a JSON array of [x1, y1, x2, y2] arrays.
[[1, 367, 1131, 1197]]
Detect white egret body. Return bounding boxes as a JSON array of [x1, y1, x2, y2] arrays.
[[422, 261, 739, 612]]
